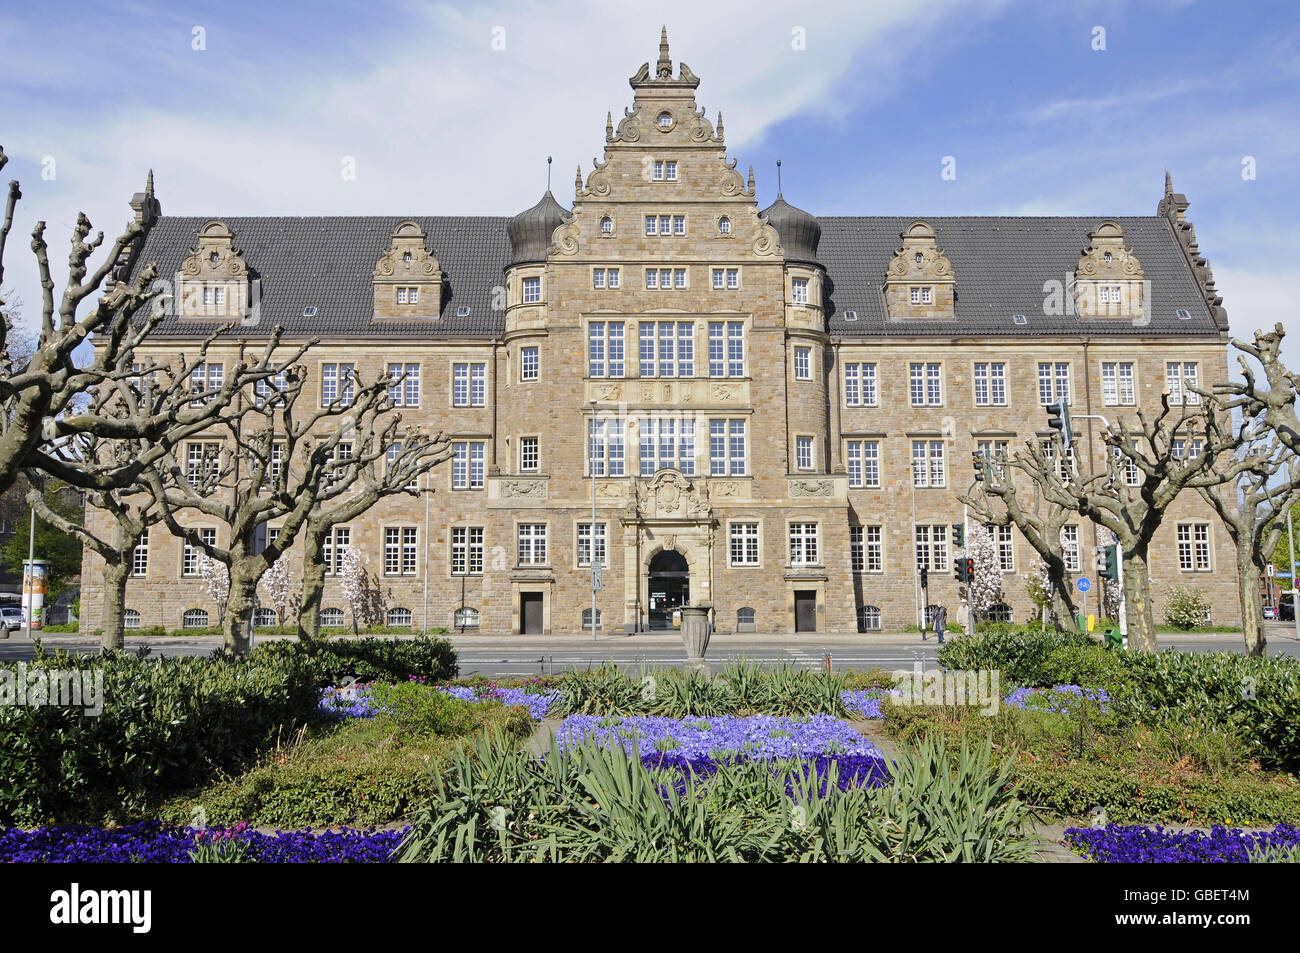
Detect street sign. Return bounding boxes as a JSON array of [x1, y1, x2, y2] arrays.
[[1277, 572, 1293, 579], [591, 566, 602, 592], [1076, 577, 1092, 593]]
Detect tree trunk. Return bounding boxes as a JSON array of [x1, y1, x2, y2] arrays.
[[100, 557, 130, 653], [1047, 557, 1078, 632], [1123, 546, 1158, 653], [222, 560, 261, 655], [298, 528, 327, 641], [1238, 547, 1268, 658]]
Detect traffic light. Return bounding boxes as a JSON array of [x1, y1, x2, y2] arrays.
[[965, 557, 975, 582], [954, 557, 975, 583], [920, 566, 929, 590], [972, 451, 986, 483], [1097, 544, 1118, 580], [1046, 400, 1073, 447], [952, 524, 965, 548]]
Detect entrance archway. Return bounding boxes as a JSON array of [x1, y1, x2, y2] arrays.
[[647, 549, 689, 630]]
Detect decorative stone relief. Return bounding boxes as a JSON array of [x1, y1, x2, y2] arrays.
[[1073, 221, 1145, 319], [789, 479, 834, 498], [372, 220, 443, 319], [884, 221, 956, 319], [500, 479, 547, 500]]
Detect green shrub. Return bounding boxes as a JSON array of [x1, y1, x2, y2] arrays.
[[0, 649, 320, 825], [252, 636, 457, 687], [1164, 584, 1212, 630], [843, 668, 898, 691], [365, 682, 484, 736], [936, 627, 1095, 686]]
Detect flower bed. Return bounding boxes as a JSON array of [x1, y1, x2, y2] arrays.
[[317, 680, 559, 722], [1004, 684, 1111, 715], [557, 713, 883, 760], [1065, 823, 1300, 863], [0, 821, 405, 863], [639, 750, 891, 794], [840, 690, 886, 719]]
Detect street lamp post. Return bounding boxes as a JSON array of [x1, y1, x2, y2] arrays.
[[589, 399, 598, 642]]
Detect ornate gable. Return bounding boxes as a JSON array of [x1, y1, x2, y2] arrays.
[[178, 221, 249, 320], [1074, 221, 1144, 319], [884, 221, 955, 319], [372, 221, 443, 320]]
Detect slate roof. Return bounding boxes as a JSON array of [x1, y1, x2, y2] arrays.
[[129, 213, 1220, 339]]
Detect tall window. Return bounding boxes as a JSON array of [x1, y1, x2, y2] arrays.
[[1166, 361, 1200, 405], [517, 524, 547, 565], [1061, 525, 1080, 572], [1114, 444, 1140, 486], [729, 522, 760, 566], [577, 522, 607, 568], [522, 277, 541, 303], [795, 436, 813, 470], [791, 278, 809, 304], [588, 322, 625, 378], [639, 322, 694, 377], [789, 523, 819, 566], [321, 363, 355, 407], [1041, 439, 1076, 482], [1101, 362, 1135, 406], [995, 525, 1014, 572], [520, 436, 539, 472], [1177, 523, 1211, 571], [520, 346, 540, 381], [588, 418, 625, 477], [253, 370, 286, 408], [793, 347, 811, 380], [708, 322, 745, 377], [846, 440, 880, 488], [387, 363, 420, 407], [189, 362, 224, 406], [639, 418, 695, 475], [131, 532, 149, 577], [322, 527, 350, 576], [452, 442, 485, 490], [909, 362, 943, 406], [451, 527, 484, 576], [182, 528, 217, 577], [384, 527, 418, 576], [911, 440, 945, 488], [914, 525, 949, 571], [973, 362, 1007, 406], [1037, 361, 1071, 405], [186, 441, 222, 488], [851, 525, 883, 573], [452, 363, 486, 407], [710, 419, 746, 475], [843, 363, 877, 406], [976, 439, 1009, 483]]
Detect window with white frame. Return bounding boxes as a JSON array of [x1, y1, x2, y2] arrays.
[[592, 267, 621, 290], [788, 523, 819, 566], [182, 527, 217, 577], [384, 527, 418, 576], [600, 216, 613, 234], [709, 419, 747, 475], [320, 607, 345, 627], [976, 439, 1010, 483], [651, 160, 678, 181], [321, 363, 355, 407], [587, 418, 626, 477], [909, 363, 943, 406], [577, 522, 607, 568], [522, 277, 541, 303], [995, 524, 1014, 572], [795, 435, 814, 470], [911, 440, 945, 487], [707, 322, 744, 376], [858, 605, 882, 632], [452, 441, 485, 490], [131, 532, 149, 577], [793, 346, 811, 380], [1061, 525, 1080, 572], [1041, 439, 1077, 482], [1037, 361, 1071, 405], [520, 436, 539, 472], [189, 362, 224, 406], [588, 321, 626, 378], [517, 524, 547, 565], [322, 526, 350, 576], [253, 370, 286, 408], [718, 217, 731, 234], [185, 441, 222, 488], [183, 609, 209, 629], [729, 522, 760, 566], [123, 609, 140, 630], [395, 286, 419, 305], [1171, 437, 1205, 464], [711, 268, 739, 290], [914, 524, 949, 571], [1101, 362, 1136, 406], [387, 608, 413, 627], [451, 526, 484, 576], [452, 363, 486, 407], [843, 363, 877, 406], [639, 418, 695, 475], [324, 441, 353, 491], [1166, 361, 1200, 405], [521, 346, 539, 381], [973, 362, 1007, 406], [846, 440, 880, 488], [1177, 522, 1211, 571], [202, 286, 226, 307], [1114, 444, 1141, 486], [791, 278, 809, 305], [639, 322, 695, 377], [387, 363, 420, 407], [851, 525, 883, 573]]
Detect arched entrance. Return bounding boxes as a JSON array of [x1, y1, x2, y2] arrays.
[[647, 549, 689, 630]]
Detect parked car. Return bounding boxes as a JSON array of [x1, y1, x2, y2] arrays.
[[1279, 596, 1295, 622], [1264, 605, 1277, 620], [0, 606, 23, 632]]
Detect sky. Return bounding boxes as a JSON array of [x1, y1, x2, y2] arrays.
[[1, 0, 1298, 364]]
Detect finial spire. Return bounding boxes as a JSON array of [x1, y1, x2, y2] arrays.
[[657, 26, 672, 78], [547, 156, 552, 192], [716, 111, 724, 139], [1164, 169, 1173, 197], [776, 159, 783, 195], [146, 168, 154, 198], [606, 111, 614, 139], [575, 164, 582, 195], [747, 166, 755, 194]]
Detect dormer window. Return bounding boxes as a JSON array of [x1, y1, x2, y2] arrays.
[[203, 287, 226, 306], [652, 161, 678, 181], [910, 287, 920, 304], [884, 223, 955, 319], [1073, 222, 1144, 319], [922, 287, 932, 304], [371, 220, 444, 321], [396, 286, 419, 305]]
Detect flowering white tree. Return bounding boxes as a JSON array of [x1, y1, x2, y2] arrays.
[[260, 554, 295, 626], [1025, 557, 1052, 624], [199, 554, 229, 623], [967, 523, 1003, 618], [339, 547, 369, 635]]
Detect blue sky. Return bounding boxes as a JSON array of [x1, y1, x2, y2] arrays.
[[2, 0, 1297, 361]]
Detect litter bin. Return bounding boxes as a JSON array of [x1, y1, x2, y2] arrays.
[[1103, 628, 1123, 648]]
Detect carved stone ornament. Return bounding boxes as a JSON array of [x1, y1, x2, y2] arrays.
[[501, 479, 546, 499], [886, 221, 954, 280], [789, 479, 834, 498], [1075, 221, 1143, 279], [710, 382, 737, 402], [180, 221, 248, 279]]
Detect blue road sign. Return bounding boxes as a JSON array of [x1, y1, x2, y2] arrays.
[[1076, 577, 1092, 593], [1278, 572, 1294, 579]]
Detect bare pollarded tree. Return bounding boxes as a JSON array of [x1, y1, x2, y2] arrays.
[[146, 364, 446, 654]]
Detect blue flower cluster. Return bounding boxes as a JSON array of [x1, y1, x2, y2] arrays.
[[436, 685, 560, 720], [640, 750, 892, 795], [840, 691, 886, 719], [557, 714, 884, 761], [317, 685, 378, 720], [0, 822, 406, 863], [1004, 684, 1111, 715], [1065, 824, 1300, 863]]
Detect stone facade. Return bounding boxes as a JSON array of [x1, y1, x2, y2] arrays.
[[79, 31, 1240, 635]]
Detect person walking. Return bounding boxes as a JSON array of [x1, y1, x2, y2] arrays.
[[933, 604, 948, 644], [956, 598, 969, 633]]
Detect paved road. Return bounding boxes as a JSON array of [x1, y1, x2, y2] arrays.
[[3, 625, 1296, 677]]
